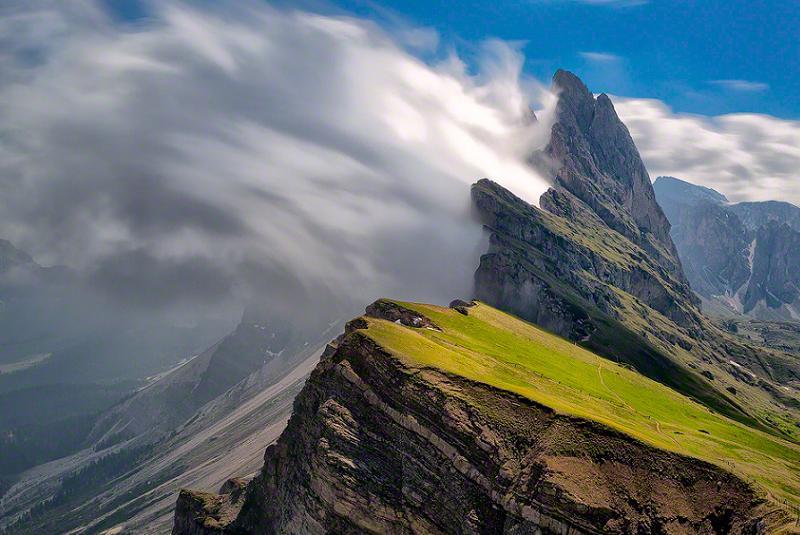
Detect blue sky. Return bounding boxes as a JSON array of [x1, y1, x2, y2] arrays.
[[106, 0, 799, 118], [326, 0, 799, 119]]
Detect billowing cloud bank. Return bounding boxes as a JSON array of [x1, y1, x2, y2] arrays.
[[615, 97, 800, 205], [0, 1, 551, 315]]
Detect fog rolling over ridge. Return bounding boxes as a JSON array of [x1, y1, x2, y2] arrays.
[[0, 0, 554, 322]]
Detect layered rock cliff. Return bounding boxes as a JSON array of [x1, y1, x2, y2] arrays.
[[170, 71, 800, 535], [173, 301, 792, 534]]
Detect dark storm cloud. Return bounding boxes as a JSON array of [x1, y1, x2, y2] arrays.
[[90, 249, 234, 306]]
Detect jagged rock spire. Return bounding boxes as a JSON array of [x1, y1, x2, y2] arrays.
[[538, 70, 684, 275]]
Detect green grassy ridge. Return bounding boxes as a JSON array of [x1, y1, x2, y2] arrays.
[[474, 179, 691, 307], [485, 232, 759, 432], [361, 301, 800, 507]]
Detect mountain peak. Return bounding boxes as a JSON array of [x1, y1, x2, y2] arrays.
[[0, 239, 37, 273], [552, 69, 595, 131], [653, 176, 729, 206], [552, 69, 590, 94], [538, 71, 686, 278]]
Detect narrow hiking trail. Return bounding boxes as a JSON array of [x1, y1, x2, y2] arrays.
[[596, 364, 681, 447]]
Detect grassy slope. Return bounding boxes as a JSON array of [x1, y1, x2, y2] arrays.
[[362, 301, 800, 508], [474, 179, 800, 444]]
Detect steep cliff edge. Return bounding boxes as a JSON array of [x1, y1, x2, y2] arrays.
[[743, 221, 800, 317], [653, 177, 751, 299], [472, 178, 800, 435], [173, 301, 798, 534], [170, 70, 800, 534]]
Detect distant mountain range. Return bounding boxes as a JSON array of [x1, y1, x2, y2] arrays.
[[654, 175, 800, 320]]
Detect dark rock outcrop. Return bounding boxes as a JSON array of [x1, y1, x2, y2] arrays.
[[364, 299, 441, 330], [448, 299, 476, 315], [173, 479, 247, 535]]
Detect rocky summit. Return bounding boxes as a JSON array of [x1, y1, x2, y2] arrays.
[[537, 70, 685, 278], [472, 74, 800, 433]]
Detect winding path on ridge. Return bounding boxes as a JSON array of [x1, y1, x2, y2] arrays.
[[596, 364, 681, 447]]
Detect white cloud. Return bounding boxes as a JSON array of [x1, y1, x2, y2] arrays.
[[709, 79, 769, 92], [614, 97, 800, 206], [579, 51, 621, 63], [0, 0, 553, 313]]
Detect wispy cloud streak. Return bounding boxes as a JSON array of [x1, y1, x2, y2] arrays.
[[709, 79, 769, 92], [615, 97, 800, 206], [580, 51, 621, 62]]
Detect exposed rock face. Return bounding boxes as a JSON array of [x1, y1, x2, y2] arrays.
[[471, 72, 714, 398], [654, 175, 800, 320], [168, 71, 798, 535], [505, 70, 702, 342], [654, 177, 751, 298], [173, 479, 247, 535], [671, 200, 751, 298], [730, 200, 800, 234], [743, 221, 800, 316], [473, 179, 700, 334], [194, 310, 295, 405], [469, 179, 779, 426], [172, 303, 766, 535], [538, 71, 683, 276]]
